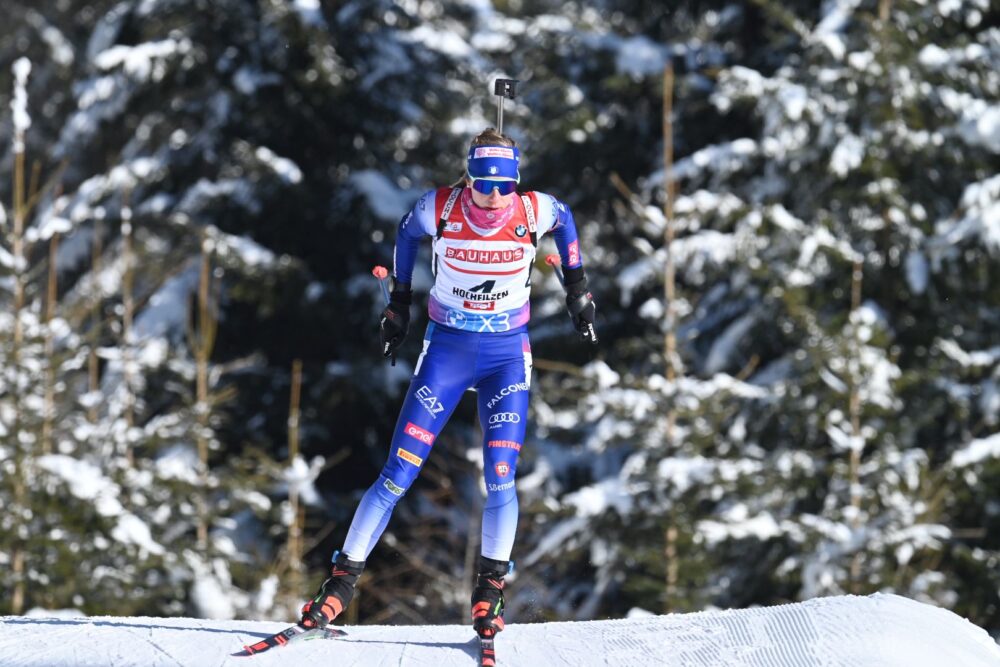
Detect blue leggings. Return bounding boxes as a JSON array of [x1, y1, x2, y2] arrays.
[[341, 322, 531, 562]]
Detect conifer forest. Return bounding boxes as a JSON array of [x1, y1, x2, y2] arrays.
[[0, 0, 998, 637]]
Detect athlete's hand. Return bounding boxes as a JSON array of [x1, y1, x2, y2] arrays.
[[379, 285, 412, 358], [563, 269, 598, 345]]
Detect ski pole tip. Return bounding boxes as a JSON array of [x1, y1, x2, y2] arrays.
[[544, 254, 560, 267], [372, 265, 388, 279]]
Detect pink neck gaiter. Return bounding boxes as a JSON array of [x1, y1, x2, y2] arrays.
[[460, 187, 517, 231]]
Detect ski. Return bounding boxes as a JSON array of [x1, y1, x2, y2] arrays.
[[233, 624, 347, 657], [478, 635, 497, 667]]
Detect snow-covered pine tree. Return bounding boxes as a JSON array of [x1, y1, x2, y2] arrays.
[[518, 0, 999, 627]]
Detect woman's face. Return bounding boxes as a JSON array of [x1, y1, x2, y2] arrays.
[[468, 180, 516, 209]]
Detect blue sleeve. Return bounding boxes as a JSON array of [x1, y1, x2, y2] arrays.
[[549, 199, 584, 269], [392, 192, 436, 284]]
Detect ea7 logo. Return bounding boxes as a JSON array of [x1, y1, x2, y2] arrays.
[[415, 385, 444, 418], [404, 422, 435, 446], [488, 412, 520, 425], [495, 462, 511, 478]]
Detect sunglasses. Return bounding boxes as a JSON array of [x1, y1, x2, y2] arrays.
[[469, 177, 518, 196]]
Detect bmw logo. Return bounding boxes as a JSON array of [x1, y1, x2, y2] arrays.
[[514, 225, 527, 237], [489, 166, 498, 174], [447, 310, 468, 329]]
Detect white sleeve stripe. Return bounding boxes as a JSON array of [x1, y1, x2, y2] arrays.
[[416, 191, 439, 235], [533, 192, 558, 236]]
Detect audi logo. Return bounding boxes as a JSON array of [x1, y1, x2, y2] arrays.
[[489, 412, 520, 424]]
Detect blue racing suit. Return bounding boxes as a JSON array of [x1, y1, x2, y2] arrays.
[[341, 186, 583, 562]]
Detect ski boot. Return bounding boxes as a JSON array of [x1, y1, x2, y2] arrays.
[[300, 552, 365, 629], [471, 556, 509, 638]]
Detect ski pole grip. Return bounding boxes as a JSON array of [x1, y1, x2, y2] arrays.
[[372, 265, 391, 305], [544, 254, 564, 286], [372, 265, 397, 366]]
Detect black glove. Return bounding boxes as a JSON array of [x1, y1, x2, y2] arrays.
[[379, 282, 411, 359], [562, 266, 598, 345]]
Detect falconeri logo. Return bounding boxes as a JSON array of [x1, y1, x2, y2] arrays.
[[486, 382, 529, 409]]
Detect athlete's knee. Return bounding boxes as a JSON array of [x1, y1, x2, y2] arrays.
[[484, 488, 518, 510]]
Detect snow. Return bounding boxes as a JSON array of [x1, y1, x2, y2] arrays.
[[1, 593, 998, 666], [35, 455, 165, 555], [254, 147, 303, 184], [26, 10, 75, 67], [951, 432, 1000, 468], [281, 455, 326, 508], [615, 35, 669, 79], [929, 174, 1000, 254], [94, 38, 193, 82], [11, 57, 31, 152], [349, 170, 423, 222], [290, 0, 325, 28], [829, 133, 864, 178]]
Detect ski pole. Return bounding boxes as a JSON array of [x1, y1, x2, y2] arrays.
[[544, 254, 564, 286], [371, 265, 395, 366]]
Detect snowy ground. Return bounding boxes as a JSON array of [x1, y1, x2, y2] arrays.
[[1, 593, 998, 666]]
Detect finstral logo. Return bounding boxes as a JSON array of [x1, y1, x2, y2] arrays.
[[404, 422, 435, 446], [415, 385, 444, 418], [396, 448, 424, 467], [495, 462, 511, 478], [486, 382, 529, 409], [473, 147, 515, 160], [488, 440, 522, 452]]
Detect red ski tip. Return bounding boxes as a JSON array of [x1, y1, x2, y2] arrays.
[[544, 254, 560, 266], [372, 265, 389, 279]]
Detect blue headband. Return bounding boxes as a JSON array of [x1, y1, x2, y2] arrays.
[[467, 144, 521, 180]]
